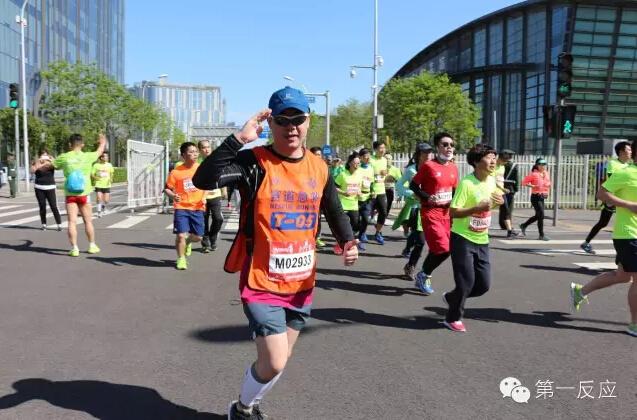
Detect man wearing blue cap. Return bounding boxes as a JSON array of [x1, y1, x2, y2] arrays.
[[194, 87, 359, 419]]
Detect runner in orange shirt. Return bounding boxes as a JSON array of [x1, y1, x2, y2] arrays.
[[164, 142, 205, 270], [519, 158, 551, 241]]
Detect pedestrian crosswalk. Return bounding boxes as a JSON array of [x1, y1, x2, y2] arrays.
[[0, 200, 242, 233], [496, 236, 617, 271]]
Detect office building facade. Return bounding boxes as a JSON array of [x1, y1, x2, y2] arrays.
[[392, 0, 637, 154], [133, 77, 225, 138], [0, 0, 125, 111]]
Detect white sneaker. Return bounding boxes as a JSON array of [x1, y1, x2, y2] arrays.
[[41, 224, 47, 231]]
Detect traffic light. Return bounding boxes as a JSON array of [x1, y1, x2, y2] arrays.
[[557, 53, 573, 99], [542, 105, 556, 137], [560, 105, 577, 138], [9, 83, 19, 109]]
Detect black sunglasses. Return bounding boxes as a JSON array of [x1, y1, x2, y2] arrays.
[[440, 141, 455, 148], [272, 114, 309, 127]]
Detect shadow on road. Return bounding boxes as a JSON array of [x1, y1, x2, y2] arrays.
[[0, 240, 67, 256], [88, 256, 173, 268], [0, 378, 223, 419], [316, 279, 421, 297], [311, 307, 442, 331], [519, 264, 612, 275], [190, 324, 331, 344], [112, 242, 176, 251], [423, 306, 622, 334], [316, 267, 397, 281]]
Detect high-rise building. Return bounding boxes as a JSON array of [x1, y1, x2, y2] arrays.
[[390, 0, 637, 154], [0, 0, 125, 112], [132, 76, 225, 139]]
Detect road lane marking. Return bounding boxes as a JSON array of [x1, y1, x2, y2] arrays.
[[107, 216, 150, 229]]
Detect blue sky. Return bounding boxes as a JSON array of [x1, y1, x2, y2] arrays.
[[126, 0, 516, 124]]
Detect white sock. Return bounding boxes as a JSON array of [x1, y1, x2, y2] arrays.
[[71, 245, 79, 251], [239, 364, 283, 408], [89, 242, 96, 248]]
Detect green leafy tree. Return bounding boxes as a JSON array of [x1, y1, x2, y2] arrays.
[[40, 61, 182, 163], [306, 112, 327, 149], [379, 71, 481, 152], [0, 108, 50, 160], [329, 99, 372, 155]]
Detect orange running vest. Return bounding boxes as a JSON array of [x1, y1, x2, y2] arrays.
[[224, 147, 328, 294]]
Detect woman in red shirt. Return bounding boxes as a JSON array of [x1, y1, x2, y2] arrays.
[[519, 158, 551, 240]]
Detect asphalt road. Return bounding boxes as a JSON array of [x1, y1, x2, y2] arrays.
[[0, 192, 635, 419]]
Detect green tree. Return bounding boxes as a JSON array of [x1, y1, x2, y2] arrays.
[[329, 99, 372, 155], [379, 71, 481, 152], [306, 112, 326, 149], [40, 61, 183, 163], [0, 108, 50, 160]]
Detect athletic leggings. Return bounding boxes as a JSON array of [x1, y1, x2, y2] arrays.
[[35, 188, 62, 225], [585, 206, 614, 243], [372, 194, 388, 226], [386, 188, 395, 216], [358, 199, 372, 237], [345, 210, 359, 235], [422, 251, 450, 275], [522, 194, 545, 236], [446, 233, 491, 322], [498, 193, 515, 230], [204, 197, 223, 245], [408, 231, 426, 267]]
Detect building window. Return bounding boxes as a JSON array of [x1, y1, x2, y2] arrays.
[[506, 15, 523, 63], [473, 27, 486, 67], [505, 73, 521, 151], [489, 20, 503, 65], [526, 10, 547, 63], [459, 32, 472, 70]]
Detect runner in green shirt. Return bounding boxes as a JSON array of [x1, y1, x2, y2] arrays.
[[369, 140, 388, 245], [48, 133, 106, 256], [356, 148, 375, 251], [571, 140, 637, 337], [334, 152, 363, 255], [384, 153, 402, 225], [442, 144, 503, 333], [581, 141, 632, 254], [91, 152, 114, 217]]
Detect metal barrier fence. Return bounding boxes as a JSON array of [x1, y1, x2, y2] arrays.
[[127, 140, 167, 211], [389, 153, 611, 210]]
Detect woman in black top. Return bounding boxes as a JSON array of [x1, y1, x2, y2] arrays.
[[31, 148, 62, 231]]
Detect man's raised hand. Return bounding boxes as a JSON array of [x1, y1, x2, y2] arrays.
[[236, 109, 272, 144]]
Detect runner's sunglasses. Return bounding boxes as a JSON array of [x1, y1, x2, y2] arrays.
[[272, 113, 309, 127]]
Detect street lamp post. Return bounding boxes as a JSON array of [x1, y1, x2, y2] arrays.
[[19, 0, 30, 191], [349, 0, 382, 149], [282, 76, 330, 146]]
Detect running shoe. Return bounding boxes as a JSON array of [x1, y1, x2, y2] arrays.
[[202, 246, 211, 254], [403, 264, 417, 281], [415, 271, 434, 295], [580, 242, 596, 255], [228, 400, 266, 420], [87, 244, 101, 254], [539, 235, 551, 241], [176, 257, 188, 270], [570, 282, 588, 312], [69, 248, 80, 257], [97, 211, 102, 218], [357, 241, 366, 252], [401, 248, 411, 258], [374, 232, 385, 245], [359, 233, 369, 243], [506, 230, 519, 239], [185, 242, 192, 257], [57, 224, 62, 232], [316, 238, 326, 248], [626, 323, 637, 337], [41, 224, 47, 231], [210, 243, 218, 252], [442, 320, 466, 332], [333, 243, 343, 255], [519, 224, 527, 237]]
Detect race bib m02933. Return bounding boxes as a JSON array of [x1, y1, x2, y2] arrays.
[[268, 240, 316, 282]]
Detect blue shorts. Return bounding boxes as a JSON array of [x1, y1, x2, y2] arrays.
[[173, 209, 205, 236], [243, 303, 311, 338]]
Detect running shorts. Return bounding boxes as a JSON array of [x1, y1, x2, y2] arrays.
[[613, 239, 637, 272], [65, 195, 89, 205], [173, 209, 205, 236], [423, 217, 451, 254], [243, 302, 311, 337], [95, 187, 111, 193]]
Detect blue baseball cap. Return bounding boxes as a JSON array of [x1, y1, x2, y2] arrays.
[[268, 86, 310, 116]]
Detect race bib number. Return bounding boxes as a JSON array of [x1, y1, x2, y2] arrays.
[[268, 240, 315, 282], [362, 178, 372, 190], [99, 170, 109, 178], [432, 190, 453, 204], [346, 183, 360, 195], [182, 178, 197, 192], [469, 211, 491, 232]]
